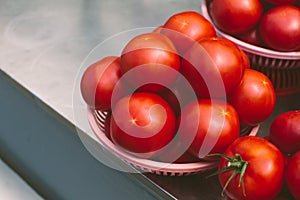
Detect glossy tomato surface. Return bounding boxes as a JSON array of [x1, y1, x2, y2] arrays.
[[269, 110, 300, 154], [179, 99, 240, 159], [239, 49, 251, 69], [80, 56, 125, 111], [218, 136, 285, 200], [120, 32, 180, 92], [259, 5, 300, 51], [181, 37, 245, 98], [158, 76, 197, 117], [210, 0, 263, 34], [161, 11, 216, 54], [236, 27, 266, 47], [229, 69, 276, 126], [110, 92, 176, 158], [285, 150, 300, 200]]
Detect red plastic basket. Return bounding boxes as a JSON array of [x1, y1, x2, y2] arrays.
[[87, 108, 259, 176], [201, 0, 300, 96]]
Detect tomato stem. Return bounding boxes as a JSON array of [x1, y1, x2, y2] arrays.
[[207, 153, 248, 197]]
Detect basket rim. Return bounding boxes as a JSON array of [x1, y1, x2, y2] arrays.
[[87, 107, 259, 173], [201, 1, 300, 60]]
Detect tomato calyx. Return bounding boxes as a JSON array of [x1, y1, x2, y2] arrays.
[[208, 153, 248, 197]]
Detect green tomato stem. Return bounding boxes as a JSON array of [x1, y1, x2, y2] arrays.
[[207, 153, 248, 197]]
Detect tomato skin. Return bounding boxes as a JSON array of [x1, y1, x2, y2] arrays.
[[210, 0, 263, 35], [239, 49, 250, 69], [229, 69, 276, 126], [236, 27, 266, 48], [259, 5, 300, 51], [269, 110, 300, 154], [120, 32, 180, 92], [285, 150, 300, 200], [161, 11, 216, 54], [218, 136, 285, 200], [179, 99, 240, 159], [80, 56, 125, 111], [181, 37, 245, 97], [158, 76, 196, 117], [110, 92, 176, 158]]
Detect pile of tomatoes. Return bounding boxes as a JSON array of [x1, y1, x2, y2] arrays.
[[208, 0, 300, 51], [79, 9, 300, 200], [80, 11, 277, 163]]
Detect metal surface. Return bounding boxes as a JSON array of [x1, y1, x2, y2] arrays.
[[0, 72, 171, 200], [1, 0, 300, 199]]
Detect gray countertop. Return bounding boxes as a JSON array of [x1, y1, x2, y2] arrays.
[[0, 0, 200, 127], [1, 1, 299, 199]]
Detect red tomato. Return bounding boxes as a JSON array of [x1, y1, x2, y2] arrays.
[[178, 99, 240, 159], [161, 11, 216, 54], [80, 56, 126, 111], [110, 92, 176, 158], [285, 151, 300, 200], [239, 48, 251, 69], [158, 87, 181, 118], [120, 32, 180, 92], [236, 27, 266, 48], [259, 5, 300, 51], [210, 0, 263, 35], [181, 37, 245, 97], [158, 76, 197, 117], [217, 136, 285, 200], [269, 110, 300, 154], [229, 69, 276, 126]]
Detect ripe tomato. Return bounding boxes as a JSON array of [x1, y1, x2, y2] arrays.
[[161, 11, 216, 54], [236, 27, 266, 48], [216, 136, 285, 200], [269, 110, 300, 154], [239, 49, 250, 69], [210, 0, 263, 35], [181, 37, 245, 97], [229, 69, 276, 126], [158, 76, 197, 117], [178, 99, 240, 159], [285, 150, 300, 200], [110, 92, 176, 158], [259, 5, 300, 51], [120, 32, 180, 92], [80, 56, 126, 111]]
